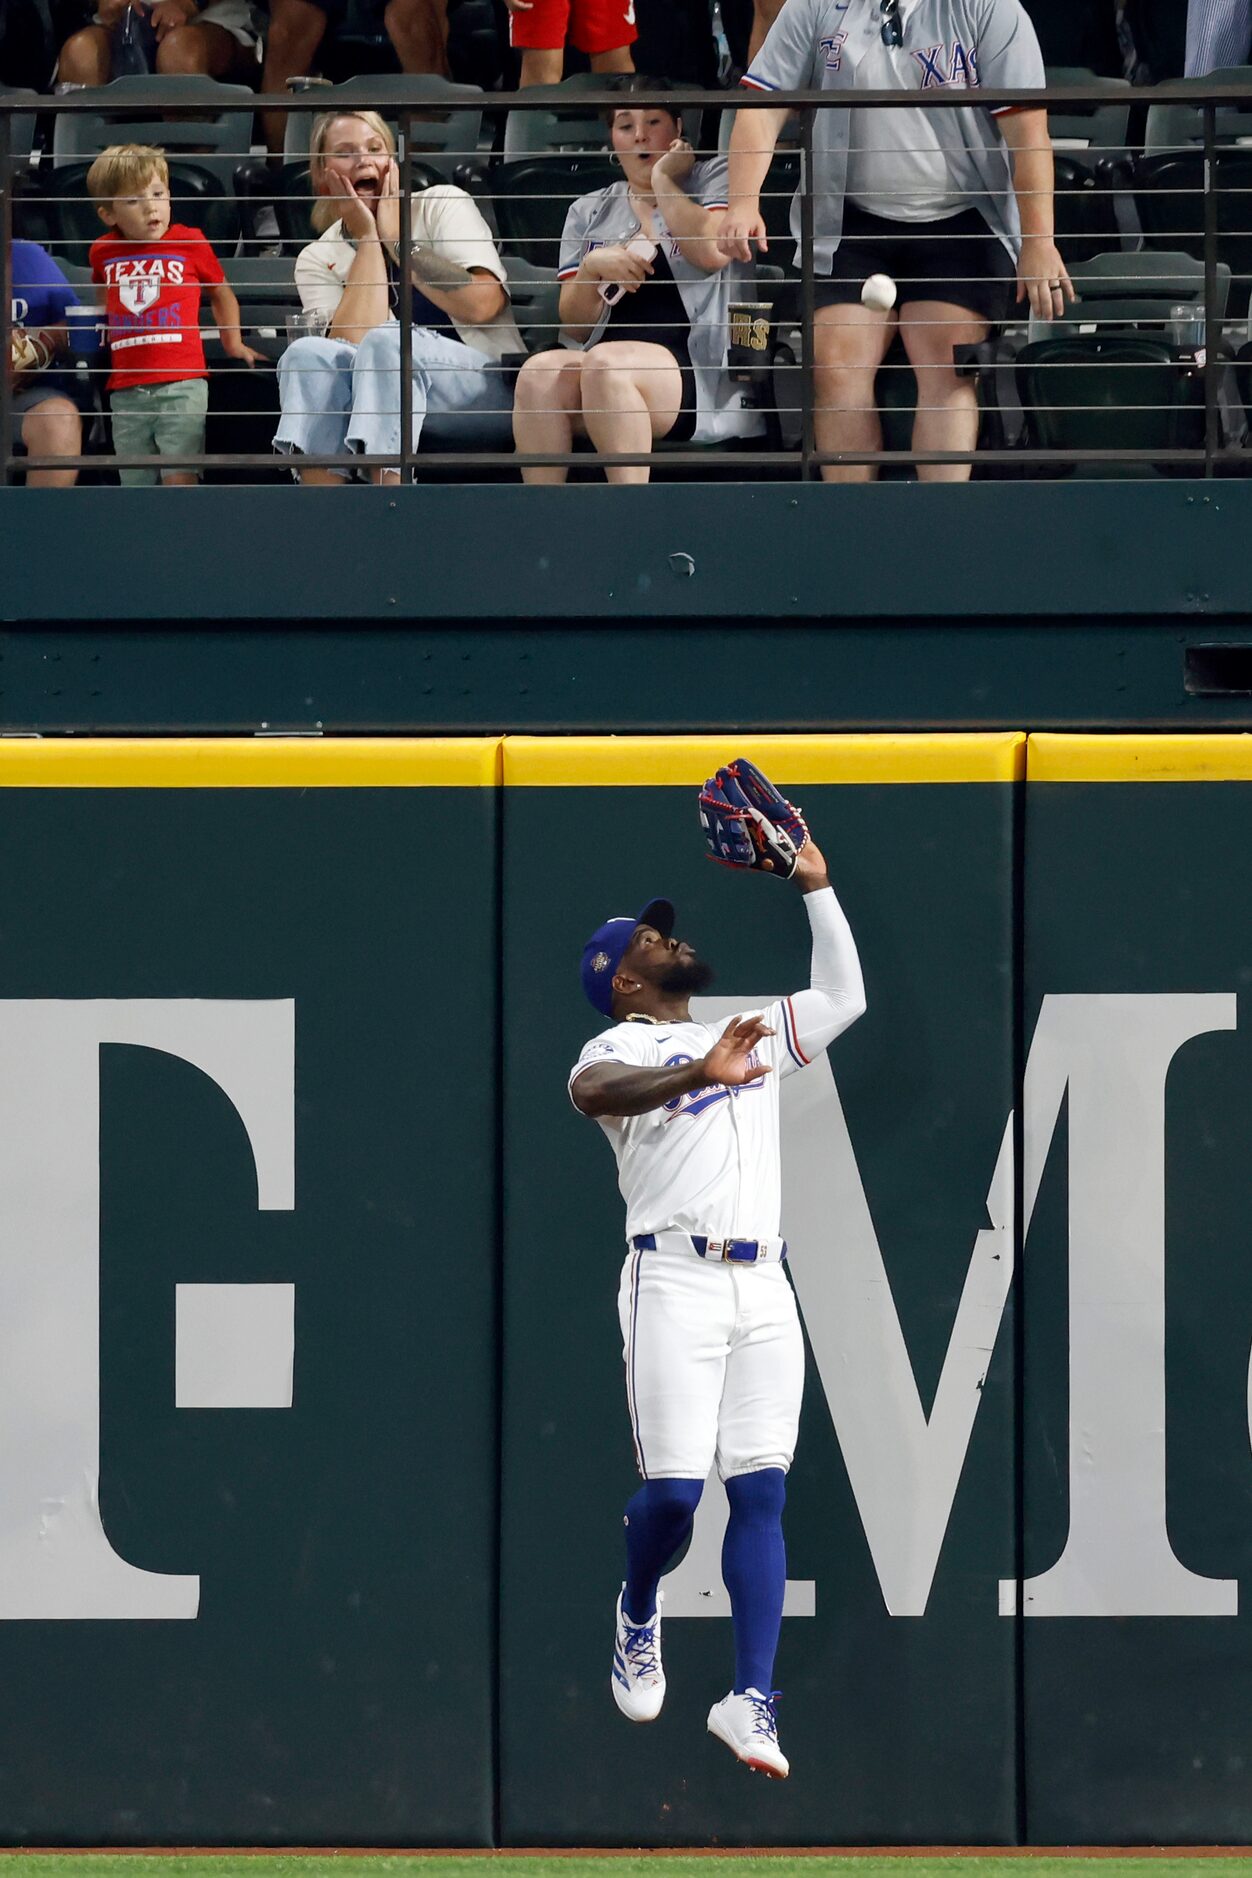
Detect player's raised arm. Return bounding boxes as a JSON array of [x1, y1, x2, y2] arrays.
[[781, 835, 867, 1062], [571, 1016, 774, 1118], [698, 758, 866, 1063]]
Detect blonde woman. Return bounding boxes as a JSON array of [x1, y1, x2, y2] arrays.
[[274, 111, 521, 483]]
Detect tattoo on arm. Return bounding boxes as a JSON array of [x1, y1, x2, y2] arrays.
[[407, 247, 476, 293]]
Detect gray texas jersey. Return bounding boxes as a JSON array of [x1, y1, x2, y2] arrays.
[[742, 0, 1046, 267], [558, 160, 766, 444]]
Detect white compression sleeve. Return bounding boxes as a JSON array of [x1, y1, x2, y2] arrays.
[[787, 884, 866, 1059]]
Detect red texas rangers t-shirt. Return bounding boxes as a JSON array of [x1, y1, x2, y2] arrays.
[[89, 224, 225, 392]]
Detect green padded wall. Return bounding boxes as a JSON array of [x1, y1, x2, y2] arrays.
[[0, 739, 500, 1845], [1020, 735, 1252, 1845], [500, 735, 1023, 1846]]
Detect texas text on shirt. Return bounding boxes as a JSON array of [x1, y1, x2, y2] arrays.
[[89, 223, 224, 392], [567, 884, 865, 1242]]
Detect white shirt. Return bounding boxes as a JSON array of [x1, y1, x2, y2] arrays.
[[294, 186, 522, 361], [568, 887, 865, 1242]]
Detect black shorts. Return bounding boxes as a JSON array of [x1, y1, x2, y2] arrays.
[[807, 202, 1016, 327]]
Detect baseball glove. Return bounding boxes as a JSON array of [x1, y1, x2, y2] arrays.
[[698, 757, 809, 879]]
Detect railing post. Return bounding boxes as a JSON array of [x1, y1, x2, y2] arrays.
[[799, 103, 815, 482], [1202, 98, 1219, 479], [1, 108, 13, 490], [398, 110, 414, 485]]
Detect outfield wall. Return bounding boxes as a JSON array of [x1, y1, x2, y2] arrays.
[[0, 732, 1249, 1846]]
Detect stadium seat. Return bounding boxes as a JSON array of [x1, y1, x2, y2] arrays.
[[1045, 66, 1132, 153], [0, 88, 40, 175], [1045, 68, 1131, 267], [1114, 148, 1252, 316], [234, 155, 446, 256], [503, 73, 612, 159], [1142, 67, 1252, 152], [51, 74, 256, 194], [1102, 72, 1252, 316], [280, 75, 485, 182], [503, 74, 702, 161], [1011, 252, 1232, 475], [484, 154, 617, 270], [502, 254, 561, 354], [13, 158, 239, 266]]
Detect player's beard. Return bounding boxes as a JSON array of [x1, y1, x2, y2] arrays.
[[658, 956, 715, 995]]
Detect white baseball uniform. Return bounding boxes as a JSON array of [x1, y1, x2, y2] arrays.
[[569, 886, 865, 1481]]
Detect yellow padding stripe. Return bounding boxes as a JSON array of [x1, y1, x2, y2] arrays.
[[1030, 734, 1252, 782], [504, 733, 1026, 786], [0, 738, 502, 787]]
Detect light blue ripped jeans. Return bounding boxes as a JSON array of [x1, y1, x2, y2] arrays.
[[273, 322, 514, 475]]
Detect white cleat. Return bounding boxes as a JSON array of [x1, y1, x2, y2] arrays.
[[707, 1687, 790, 1779], [611, 1587, 666, 1721]]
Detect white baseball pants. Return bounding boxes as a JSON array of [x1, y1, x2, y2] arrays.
[[617, 1243, 805, 1481]]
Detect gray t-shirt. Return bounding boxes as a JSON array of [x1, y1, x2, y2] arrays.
[[743, 0, 1046, 264]]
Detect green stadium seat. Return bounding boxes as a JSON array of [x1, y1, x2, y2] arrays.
[[51, 74, 256, 195], [13, 158, 239, 267], [483, 154, 617, 270], [233, 155, 446, 256], [280, 76, 485, 183]]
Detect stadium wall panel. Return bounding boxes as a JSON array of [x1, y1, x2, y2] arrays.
[[0, 738, 500, 1846], [1019, 734, 1252, 1844], [3, 731, 1252, 1843]]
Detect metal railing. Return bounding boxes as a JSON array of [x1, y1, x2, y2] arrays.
[[5, 75, 1252, 484]]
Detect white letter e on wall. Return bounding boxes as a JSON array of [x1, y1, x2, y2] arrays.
[[0, 1000, 294, 1620]]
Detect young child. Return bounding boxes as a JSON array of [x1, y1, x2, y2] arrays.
[[87, 144, 263, 485]]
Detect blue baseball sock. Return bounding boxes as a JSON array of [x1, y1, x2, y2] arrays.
[[722, 1467, 787, 1694], [622, 1477, 704, 1623]]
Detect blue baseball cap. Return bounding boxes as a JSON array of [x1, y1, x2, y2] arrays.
[[581, 897, 675, 1017]]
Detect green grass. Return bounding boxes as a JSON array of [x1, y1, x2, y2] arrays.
[[0, 1860, 1250, 1878]]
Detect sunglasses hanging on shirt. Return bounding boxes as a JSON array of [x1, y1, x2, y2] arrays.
[[879, 0, 903, 46]]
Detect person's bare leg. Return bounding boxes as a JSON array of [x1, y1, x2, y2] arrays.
[[900, 300, 987, 484], [589, 43, 634, 73], [384, 0, 450, 76], [295, 466, 347, 484], [21, 398, 81, 488], [261, 0, 327, 156], [513, 351, 587, 482], [156, 19, 257, 77], [57, 23, 112, 85], [579, 342, 680, 485], [518, 47, 563, 84], [746, 0, 785, 65], [812, 301, 894, 483]]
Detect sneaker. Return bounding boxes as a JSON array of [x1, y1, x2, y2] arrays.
[[611, 1587, 665, 1721], [707, 1687, 790, 1778]]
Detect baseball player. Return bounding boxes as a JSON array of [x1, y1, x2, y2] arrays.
[[568, 799, 864, 1779], [718, 0, 1072, 482]]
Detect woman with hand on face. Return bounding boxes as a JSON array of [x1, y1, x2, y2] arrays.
[[273, 111, 522, 483], [512, 76, 764, 486]]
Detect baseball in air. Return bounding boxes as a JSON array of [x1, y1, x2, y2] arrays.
[[861, 272, 898, 312]]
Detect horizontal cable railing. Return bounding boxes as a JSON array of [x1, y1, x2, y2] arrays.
[[5, 77, 1252, 484]]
